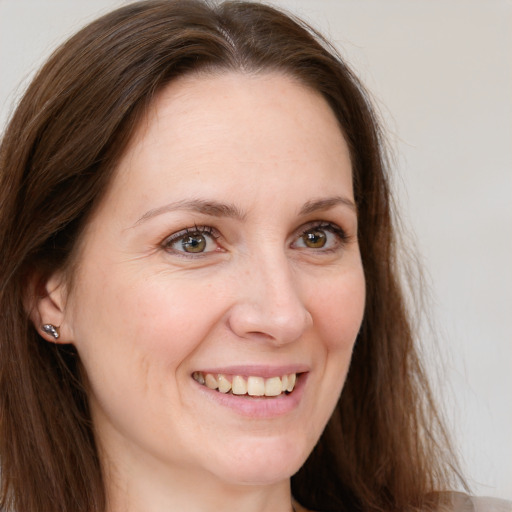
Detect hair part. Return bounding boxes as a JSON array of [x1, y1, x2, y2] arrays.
[[0, 1, 464, 511]]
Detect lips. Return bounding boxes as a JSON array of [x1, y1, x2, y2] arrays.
[[192, 372, 298, 397]]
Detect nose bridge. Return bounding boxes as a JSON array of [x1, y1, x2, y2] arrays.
[[257, 250, 301, 313], [228, 245, 312, 343]]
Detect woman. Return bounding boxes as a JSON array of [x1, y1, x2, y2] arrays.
[[0, 1, 506, 512]]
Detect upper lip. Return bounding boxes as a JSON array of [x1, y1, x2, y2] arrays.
[[193, 364, 310, 378]]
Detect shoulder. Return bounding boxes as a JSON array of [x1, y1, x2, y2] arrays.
[[445, 492, 512, 512]]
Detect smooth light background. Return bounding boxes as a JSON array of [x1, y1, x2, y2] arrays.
[[1, 0, 511, 500]]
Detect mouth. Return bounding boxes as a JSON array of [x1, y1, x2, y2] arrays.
[[192, 371, 298, 397]]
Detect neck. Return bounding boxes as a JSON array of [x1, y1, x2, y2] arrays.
[[103, 454, 296, 512]]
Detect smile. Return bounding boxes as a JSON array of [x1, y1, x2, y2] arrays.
[[192, 372, 297, 397]]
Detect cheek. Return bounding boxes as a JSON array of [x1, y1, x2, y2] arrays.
[[315, 267, 365, 388], [67, 268, 228, 440], [78, 264, 216, 338], [68, 266, 225, 393], [310, 267, 366, 350], [295, 266, 365, 445]]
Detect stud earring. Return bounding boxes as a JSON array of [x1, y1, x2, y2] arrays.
[[42, 323, 60, 340]]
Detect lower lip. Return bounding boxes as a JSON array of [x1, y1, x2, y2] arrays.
[[194, 373, 308, 418]]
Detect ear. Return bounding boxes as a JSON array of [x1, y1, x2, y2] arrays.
[[26, 271, 73, 344]]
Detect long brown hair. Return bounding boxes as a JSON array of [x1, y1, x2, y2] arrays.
[[0, 1, 463, 511]]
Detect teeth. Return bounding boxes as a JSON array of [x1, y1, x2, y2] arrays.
[[281, 374, 289, 391], [217, 374, 231, 393], [193, 372, 298, 397], [247, 376, 265, 396], [192, 371, 205, 385], [204, 373, 218, 390], [286, 373, 296, 392], [232, 375, 247, 395], [265, 376, 282, 397]]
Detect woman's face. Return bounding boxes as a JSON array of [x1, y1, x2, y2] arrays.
[[60, 72, 365, 487]]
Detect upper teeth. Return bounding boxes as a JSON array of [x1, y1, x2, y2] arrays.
[[192, 372, 297, 397]]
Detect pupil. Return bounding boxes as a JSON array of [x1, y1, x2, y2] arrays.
[[182, 234, 206, 253], [304, 230, 326, 248]]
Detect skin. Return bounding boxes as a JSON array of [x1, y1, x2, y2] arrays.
[[37, 72, 366, 512]]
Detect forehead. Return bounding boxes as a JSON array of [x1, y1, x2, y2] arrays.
[[87, 71, 353, 230], [119, 72, 349, 179]]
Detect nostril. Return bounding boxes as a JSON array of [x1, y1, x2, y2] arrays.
[[246, 331, 274, 341]]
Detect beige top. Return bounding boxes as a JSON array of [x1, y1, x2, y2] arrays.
[[448, 493, 512, 512], [293, 493, 512, 512]]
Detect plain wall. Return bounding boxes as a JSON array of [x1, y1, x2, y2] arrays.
[[1, 0, 511, 500]]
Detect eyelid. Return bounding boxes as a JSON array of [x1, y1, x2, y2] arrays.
[[298, 220, 347, 238]]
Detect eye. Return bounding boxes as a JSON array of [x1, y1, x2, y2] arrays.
[[293, 222, 347, 251], [162, 226, 220, 255], [302, 228, 327, 248]]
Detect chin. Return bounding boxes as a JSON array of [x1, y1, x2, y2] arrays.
[[208, 435, 311, 486]]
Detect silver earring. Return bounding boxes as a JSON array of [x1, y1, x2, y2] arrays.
[[42, 324, 60, 340]]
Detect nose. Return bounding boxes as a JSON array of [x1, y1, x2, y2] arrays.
[[227, 252, 313, 345]]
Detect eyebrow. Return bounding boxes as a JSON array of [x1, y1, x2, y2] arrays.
[[134, 195, 356, 226], [134, 199, 247, 225], [299, 196, 357, 215]]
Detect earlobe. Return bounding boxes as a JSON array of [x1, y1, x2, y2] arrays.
[[27, 272, 71, 344]]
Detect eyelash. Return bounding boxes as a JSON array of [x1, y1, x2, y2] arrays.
[[161, 221, 349, 257], [161, 225, 220, 257], [298, 222, 348, 247]]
